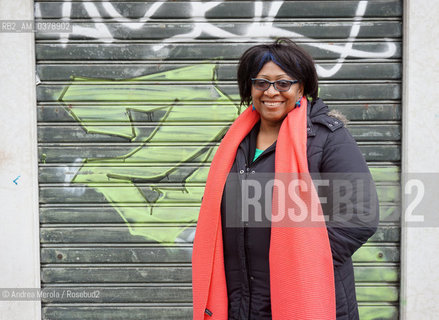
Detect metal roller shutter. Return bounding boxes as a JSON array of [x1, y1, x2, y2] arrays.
[[35, 1, 402, 319]]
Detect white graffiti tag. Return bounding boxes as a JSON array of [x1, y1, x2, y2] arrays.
[[35, 0, 397, 78]]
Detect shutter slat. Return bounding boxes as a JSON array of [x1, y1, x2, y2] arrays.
[[39, 225, 400, 244], [41, 245, 399, 264], [36, 42, 402, 61], [35, 1, 402, 19], [37, 63, 402, 81]]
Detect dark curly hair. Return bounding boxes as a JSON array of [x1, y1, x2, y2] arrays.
[[237, 38, 318, 107]]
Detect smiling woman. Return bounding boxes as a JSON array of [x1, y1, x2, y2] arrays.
[[192, 38, 379, 320], [250, 61, 303, 149], [251, 62, 302, 122]]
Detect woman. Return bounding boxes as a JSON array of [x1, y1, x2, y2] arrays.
[[192, 38, 379, 320]]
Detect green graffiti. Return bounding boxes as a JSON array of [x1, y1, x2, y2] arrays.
[[58, 64, 240, 243]]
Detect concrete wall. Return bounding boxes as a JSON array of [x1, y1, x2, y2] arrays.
[[0, 0, 438, 318], [0, 0, 41, 319], [401, 0, 439, 318]]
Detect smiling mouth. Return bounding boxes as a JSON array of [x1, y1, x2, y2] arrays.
[[263, 101, 285, 107]]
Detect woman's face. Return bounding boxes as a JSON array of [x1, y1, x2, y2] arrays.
[[251, 61, 303, 127]]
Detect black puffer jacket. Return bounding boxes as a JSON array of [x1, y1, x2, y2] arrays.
[[221, 98, 379, 320]]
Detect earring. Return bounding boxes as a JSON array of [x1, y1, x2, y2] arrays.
[[295, 96, 302, 108], [251, 104, 255, 111]]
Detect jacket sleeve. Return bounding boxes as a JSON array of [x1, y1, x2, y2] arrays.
[[319, 127, 379, 268]]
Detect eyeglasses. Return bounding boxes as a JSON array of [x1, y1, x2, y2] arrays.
[[251, 78, 299, 92]]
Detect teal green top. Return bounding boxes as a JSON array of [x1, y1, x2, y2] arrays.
[[253, 148, 264, 162]]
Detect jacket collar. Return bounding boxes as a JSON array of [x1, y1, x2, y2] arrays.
[[307, 98, 343, 136]]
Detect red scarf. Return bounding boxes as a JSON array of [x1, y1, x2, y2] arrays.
[[192, 97, 336, 319]]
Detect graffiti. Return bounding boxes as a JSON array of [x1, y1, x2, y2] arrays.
[[59, 64, 239, 243], [316, 0, 368, 77], [64, 158, 86, 196], [35, 0, 397, 77]]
